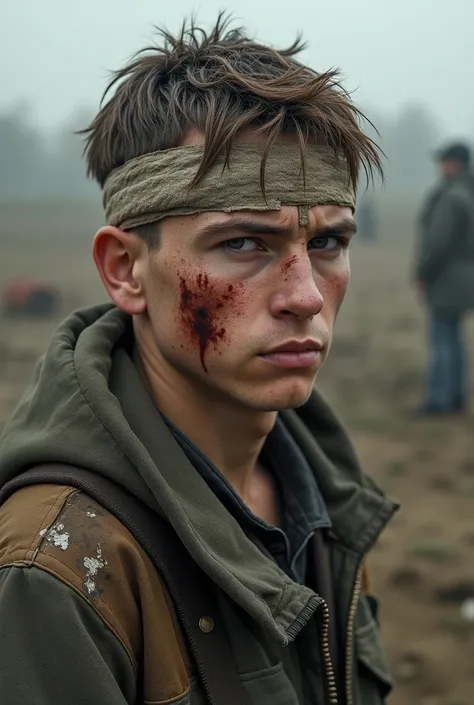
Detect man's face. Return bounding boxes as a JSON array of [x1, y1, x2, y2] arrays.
[[439, 158, 461, 178], [139, 197, 355, 412]]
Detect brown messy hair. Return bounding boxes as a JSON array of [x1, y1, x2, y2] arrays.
[[82, 13, 382, 238]]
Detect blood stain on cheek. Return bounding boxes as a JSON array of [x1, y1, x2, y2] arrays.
[[179, 274, 240, 373]]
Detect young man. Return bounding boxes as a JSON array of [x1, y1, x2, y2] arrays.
[[415, 142, 474, 415], [0, 16, 397, 705]]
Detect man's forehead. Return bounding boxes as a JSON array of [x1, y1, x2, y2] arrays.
[[197, 204, 353, 225], [190, 205, 355, 239]]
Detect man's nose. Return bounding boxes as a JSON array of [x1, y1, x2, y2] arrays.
[[269, 255, 324, 320]]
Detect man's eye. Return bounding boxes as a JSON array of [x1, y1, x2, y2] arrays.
[[222, 237, 260, 253], [309, 236, 344, 252]]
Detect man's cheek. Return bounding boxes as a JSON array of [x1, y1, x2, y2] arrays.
[[320, 268, 350, 317], [176, 270, 246, 373], [335, 272, 350, 314]]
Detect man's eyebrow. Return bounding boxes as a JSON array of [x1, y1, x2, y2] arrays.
[[195, 215, 357, 240], [318, 218, 357, 237], [195, 217, 292, 240]]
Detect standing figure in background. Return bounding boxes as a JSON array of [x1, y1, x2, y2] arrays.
[[414, 142, 474, 415]]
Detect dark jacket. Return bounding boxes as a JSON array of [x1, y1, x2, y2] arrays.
[[416, 173, 474, 312], [0, 305, 397, 704]]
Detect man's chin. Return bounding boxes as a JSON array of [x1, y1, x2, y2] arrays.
[[249, 379, 316, 412], [273, 392, 314, 411]]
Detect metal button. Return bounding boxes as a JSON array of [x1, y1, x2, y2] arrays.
[[199, 616, 215, 633]]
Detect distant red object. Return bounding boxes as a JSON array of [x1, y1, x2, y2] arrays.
[[2, 278, 60, 317]]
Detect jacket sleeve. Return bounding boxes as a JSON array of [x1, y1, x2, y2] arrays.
[[0, 565, 137, 705], [415, 191, 463, 283]]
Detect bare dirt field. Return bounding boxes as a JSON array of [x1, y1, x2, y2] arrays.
[[1, 202, 474, 704]]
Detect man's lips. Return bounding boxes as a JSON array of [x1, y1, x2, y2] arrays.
[[258, 340, 323, 368], [261, 339, 323, 354]]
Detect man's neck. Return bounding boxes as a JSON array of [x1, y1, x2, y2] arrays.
[[134, 326, 277, 499]]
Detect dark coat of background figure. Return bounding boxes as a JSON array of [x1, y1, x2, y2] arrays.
[[414, 142, 474, 414]]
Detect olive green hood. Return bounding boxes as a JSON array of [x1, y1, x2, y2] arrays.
[[0, 304, 397, 645]]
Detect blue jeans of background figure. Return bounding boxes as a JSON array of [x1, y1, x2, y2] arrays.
[[425, 311, 467, 409]]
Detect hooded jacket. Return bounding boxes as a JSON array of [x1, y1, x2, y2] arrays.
[[0, 304, 397, 704]]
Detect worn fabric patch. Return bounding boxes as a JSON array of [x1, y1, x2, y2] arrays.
[[103, 142, 355, 230]]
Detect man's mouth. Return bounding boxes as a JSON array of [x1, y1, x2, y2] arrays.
[[258, 339, 322, 369]]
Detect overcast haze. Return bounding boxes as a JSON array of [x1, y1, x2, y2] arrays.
[[2, 0, 473, 141]]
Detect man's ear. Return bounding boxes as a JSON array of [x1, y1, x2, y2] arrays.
[[93, 226, 147, 315]]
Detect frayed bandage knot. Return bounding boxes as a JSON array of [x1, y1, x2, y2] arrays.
[[103, 143, 355, 230]]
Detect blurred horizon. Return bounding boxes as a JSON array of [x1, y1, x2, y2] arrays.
[[3, 1, 473, 205], [2, 0, 473, 137]]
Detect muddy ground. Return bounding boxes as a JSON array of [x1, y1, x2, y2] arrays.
[[1, 207, 474, 705]]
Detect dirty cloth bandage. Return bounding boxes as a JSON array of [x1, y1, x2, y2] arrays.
[[103, 143, 355, 231]]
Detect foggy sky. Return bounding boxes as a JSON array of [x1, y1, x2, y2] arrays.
[[2, 0, 473, 141]]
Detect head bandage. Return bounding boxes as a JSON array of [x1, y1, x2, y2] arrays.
[[103, 142, 355, 230]]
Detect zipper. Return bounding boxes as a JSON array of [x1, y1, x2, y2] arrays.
[[318, 600, 339, 705], [345, 560, 364, 705]]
